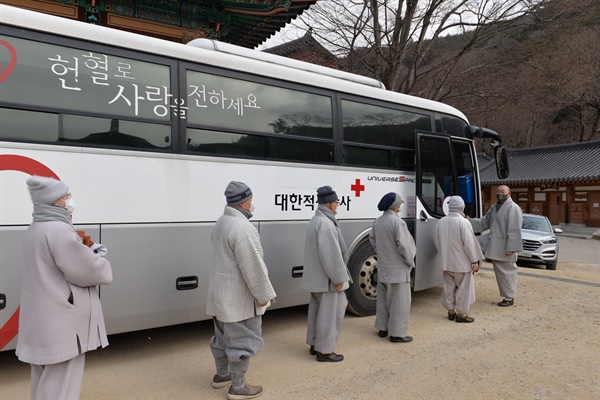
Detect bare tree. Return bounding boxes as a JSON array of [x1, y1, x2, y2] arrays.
[[456, 0, 600, 148], [292, 0, 543, 97]]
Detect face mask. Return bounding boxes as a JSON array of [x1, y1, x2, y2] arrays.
[[64, 198, 76, 214], [250, 203, 255, 213], [497, 194, 508, 203]]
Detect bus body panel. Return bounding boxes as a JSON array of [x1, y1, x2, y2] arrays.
[[0, 4, 494, 351]]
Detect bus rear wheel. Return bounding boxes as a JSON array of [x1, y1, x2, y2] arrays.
[[346, 240, 377, 316]]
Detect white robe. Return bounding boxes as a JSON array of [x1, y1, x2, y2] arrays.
[[436, 211, 484, 315], [436, 212, 484, 273]]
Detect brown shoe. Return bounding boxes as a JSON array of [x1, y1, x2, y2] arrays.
[[212, 373, 232, 388], [227, 384, 263, 400]]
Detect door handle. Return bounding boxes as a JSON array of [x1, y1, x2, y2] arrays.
[[176, 276, 198, 290], [0, 294, 5, 310], [420, 210, 429, 222], [291, 266, 303, 278]]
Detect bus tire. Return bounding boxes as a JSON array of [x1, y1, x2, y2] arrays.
[[346, 240, 377, 316]]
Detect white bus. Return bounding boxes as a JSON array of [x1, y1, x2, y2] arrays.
[[0, 4, 508, 351]]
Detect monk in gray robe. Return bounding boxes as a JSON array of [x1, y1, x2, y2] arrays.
[[469, 185, 523, 307], [370, 192, 416, 343]]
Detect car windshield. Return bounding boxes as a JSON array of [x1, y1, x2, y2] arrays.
[[522, 216, 551, 233]]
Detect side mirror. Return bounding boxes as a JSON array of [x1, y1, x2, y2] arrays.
[[494, 146, 509, 179]]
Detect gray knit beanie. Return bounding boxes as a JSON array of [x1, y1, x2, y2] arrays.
[[26, 176, 69, 205], [225, 181, 253, 205], [448, 196, 465, 213]]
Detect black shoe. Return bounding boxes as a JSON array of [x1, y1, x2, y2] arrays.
[[390, 336, 413, 343], [316, 352, 344, 362], [378, 330, 388, 338], [448, 311, 456, 321], [498, 299, 514, 307], [309, 345, 316, 356], [455, 314, 475, 323]]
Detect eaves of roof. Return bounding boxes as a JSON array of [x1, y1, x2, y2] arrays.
[[480, 140, 600, 186]]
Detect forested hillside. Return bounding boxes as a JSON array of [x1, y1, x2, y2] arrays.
[[412, 0, 599, 151]]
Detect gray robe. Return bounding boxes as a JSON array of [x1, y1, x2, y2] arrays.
[[369, 210, 416, 283], [470, 197, 523, 299], [17, 220, 113, 366], [370, 210, 416, 336], [207, 206, 276, 323], [302, 205, 350, 353], [470, 197, 523, 261]]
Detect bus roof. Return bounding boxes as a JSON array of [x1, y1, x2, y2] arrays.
[[0, 4, 468, 122]]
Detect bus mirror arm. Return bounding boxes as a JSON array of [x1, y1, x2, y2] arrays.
[[466, 125, 502, 146]]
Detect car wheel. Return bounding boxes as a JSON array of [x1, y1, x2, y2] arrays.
[[346, 240, 377, 316], [546, 260, 558, 270]]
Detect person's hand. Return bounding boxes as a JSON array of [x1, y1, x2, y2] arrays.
[[505, 251, 514, 256], [91, 243, 108, 257], [472, 262, 479, 273], [258, 300, 270, 307], [334, 283, 344, 291]]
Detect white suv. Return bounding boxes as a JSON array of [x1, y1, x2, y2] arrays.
[[518, 213, 562, 270]]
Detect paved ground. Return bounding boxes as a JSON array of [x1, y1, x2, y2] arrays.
[[0, 236, 598, 400]]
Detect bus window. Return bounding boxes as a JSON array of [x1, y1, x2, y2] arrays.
[[342, 145, 415, 170], [441, 114, 468, 137], [418, 135, 454, 216], [0, 36, 172, 122], [0, 108, 59, 142], [186, 128, 334, 164], [61, 115, 171, 150], [187, 129, 265, 158], [342, 100, 428, 148], [185, 70, 333, 139], [0, 109, 170, 150], [452, 140, 478, 217]]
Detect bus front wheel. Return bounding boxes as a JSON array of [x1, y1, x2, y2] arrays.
[[346, 240, 377, 316]]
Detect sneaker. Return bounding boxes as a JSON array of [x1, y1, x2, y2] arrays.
[[227, 384, 263, 400], [212, 374, 232, 389]]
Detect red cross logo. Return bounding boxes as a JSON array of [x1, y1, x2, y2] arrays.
[[351, 178, 365, 197]]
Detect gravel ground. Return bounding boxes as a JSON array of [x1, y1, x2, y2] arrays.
[[0, 237, 598, 400]]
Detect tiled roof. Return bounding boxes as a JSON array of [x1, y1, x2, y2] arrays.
[[480, 140, 600, 186]]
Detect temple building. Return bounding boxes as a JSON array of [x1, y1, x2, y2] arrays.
[[3, 0, 317, 48]]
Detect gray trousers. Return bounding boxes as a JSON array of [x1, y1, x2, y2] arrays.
[[210, 316, 264, 390], [306, 291, 347, 354], [30, 353, 85, 400], [492, 260, 518, 299], [441, 271, 475, 315], [375, 282, 411, 337]]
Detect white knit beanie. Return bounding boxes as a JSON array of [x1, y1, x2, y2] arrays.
[[448, 196, 465, 213], [26, 176, 69, 205]]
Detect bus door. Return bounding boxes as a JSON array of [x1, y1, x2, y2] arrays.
[[414, 132, 455, 290]]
